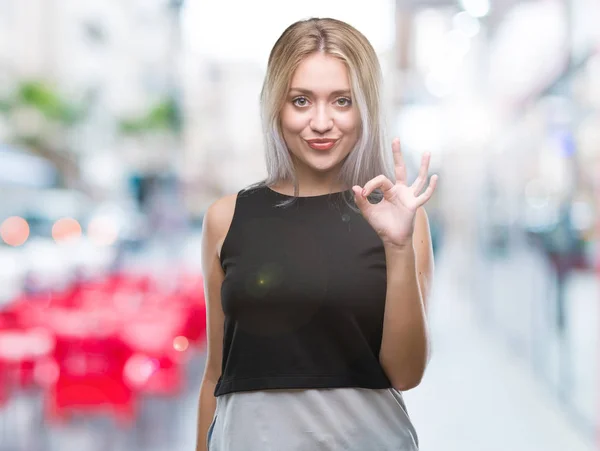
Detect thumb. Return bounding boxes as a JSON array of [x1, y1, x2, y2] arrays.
[[352, 185, 372, 213]]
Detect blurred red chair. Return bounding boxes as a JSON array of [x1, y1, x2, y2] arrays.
[[109, 271, 154, 293], [124, 352, 187, 396], [120, 308, 189, 396], [0, 326, 55, 390], [174, 274, 207, 347], [179, 299, 206, 347], [44, 309, 136, 426], [0, 365, 8, 407]]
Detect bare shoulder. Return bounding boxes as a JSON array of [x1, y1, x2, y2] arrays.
[[204, 193, 238, 230], [203, 193, 238, 260]]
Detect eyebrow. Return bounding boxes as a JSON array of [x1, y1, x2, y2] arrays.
[[289, 88, 352, 96]]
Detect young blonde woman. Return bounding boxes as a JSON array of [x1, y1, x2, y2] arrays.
[[196, 17, 437, 451]]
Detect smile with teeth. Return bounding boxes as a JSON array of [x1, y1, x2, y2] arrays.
[[305, 139, 339, 151]]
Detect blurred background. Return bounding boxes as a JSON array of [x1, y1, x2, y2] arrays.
[[0, 0, 598, 450]]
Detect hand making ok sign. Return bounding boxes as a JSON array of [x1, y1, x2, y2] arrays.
[[352, 138, 438, 248]]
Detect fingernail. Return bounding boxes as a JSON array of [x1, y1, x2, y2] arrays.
[[362, 189, 366, 196]]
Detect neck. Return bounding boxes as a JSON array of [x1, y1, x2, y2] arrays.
[[272, 172, 347, 197], [270, 182, 348, 197], [271, 154, 349, 196]]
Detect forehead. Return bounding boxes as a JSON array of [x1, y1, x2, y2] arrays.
[[290, 53, 351, 92]]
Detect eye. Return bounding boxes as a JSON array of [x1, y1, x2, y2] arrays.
[[292, 96, 309, 107], [336, 97, 352, 107]]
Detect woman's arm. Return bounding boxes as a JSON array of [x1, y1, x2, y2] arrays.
[[195, 194, 236, 451], [379, 206, 434, 391]]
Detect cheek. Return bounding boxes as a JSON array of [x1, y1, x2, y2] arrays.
[[281, 107, 307, 135], [338, 111, 361, 137]]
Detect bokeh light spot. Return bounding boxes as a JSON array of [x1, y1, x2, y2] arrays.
[[0, 216, 30, 246], [52, 217, 82, 243], [88, 216, 119, 246], [173, 335, 189, 352]]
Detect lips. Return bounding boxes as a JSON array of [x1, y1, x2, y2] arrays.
[[305, 139, 339, 151]]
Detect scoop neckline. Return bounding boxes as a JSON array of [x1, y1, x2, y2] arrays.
[[265, 185, 353, 199]]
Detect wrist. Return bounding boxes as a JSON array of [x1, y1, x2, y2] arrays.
[[382, 237, 414, 253], [383, 240, 415, 260], [383, 242, 417, 277]]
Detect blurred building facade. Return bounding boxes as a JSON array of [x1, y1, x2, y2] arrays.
[[392, 0, 600, 437], [0, 0, 184, 196]]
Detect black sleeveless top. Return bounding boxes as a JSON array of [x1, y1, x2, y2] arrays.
[[214, 185, 392, 396]]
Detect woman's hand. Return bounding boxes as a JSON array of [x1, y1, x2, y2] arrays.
[[352, 138, 438, 248]]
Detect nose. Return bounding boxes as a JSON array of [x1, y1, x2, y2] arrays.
[[309, 104, 333, 134]]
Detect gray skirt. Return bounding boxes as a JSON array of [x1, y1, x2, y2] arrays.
[[207, 387, 419, 451]]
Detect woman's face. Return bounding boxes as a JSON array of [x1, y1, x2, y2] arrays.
[[280, 52, 360, 176]]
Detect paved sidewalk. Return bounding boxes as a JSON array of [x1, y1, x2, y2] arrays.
[[402, 247, 594, 451]]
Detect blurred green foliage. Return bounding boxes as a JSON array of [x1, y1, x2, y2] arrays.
[[0, 81, 86, 125], [119, 96, 181, 135], [0, 81, 87, 185], [18, 81, 83, 124]]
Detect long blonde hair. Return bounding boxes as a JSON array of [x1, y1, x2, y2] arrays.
[[247, 17, 393, 206]]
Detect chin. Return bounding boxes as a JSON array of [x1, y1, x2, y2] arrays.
[[302, 154, 346, 173]]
